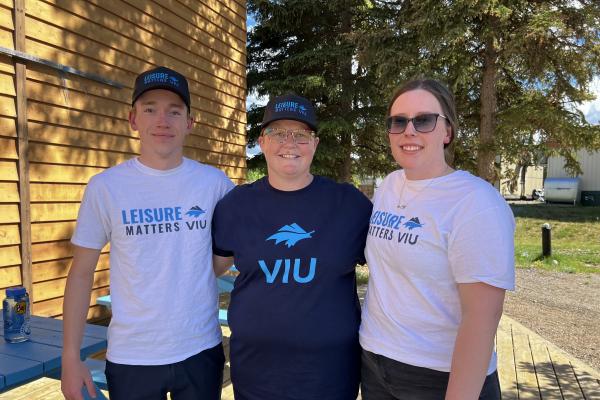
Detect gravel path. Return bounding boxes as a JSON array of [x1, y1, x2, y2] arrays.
[[503, 268, 600, 372]]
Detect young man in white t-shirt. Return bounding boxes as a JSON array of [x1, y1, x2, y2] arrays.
[[61, 66, 234, 400]]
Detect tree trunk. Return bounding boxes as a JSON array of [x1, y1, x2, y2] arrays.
[[337, 6, 354, 183], [478, 32, 498, 183], [520, 164, 528, 199]]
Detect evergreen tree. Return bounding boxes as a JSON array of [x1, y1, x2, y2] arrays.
[[355, 0, 600, 182], [247, 0, 392, 182]]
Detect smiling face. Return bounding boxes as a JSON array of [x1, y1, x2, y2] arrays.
[[388, 89, 452, 180], [258, 119, 319, 190], [129, 89, 193, 170]]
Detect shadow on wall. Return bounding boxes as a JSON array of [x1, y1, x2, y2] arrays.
[[1, 0, 248, 317]]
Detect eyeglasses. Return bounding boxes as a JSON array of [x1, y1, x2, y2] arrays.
[[263, 128, 316, 144], [386, 113, 449, 134]]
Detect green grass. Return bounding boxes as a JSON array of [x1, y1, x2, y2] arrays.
[[356, 265, 369, 285], [511, 203, 600, 273]]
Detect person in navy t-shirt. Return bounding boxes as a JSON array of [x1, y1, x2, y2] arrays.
[[212, 94, 372, 400]]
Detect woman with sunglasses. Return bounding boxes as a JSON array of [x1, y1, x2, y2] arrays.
[[211, 93, 372, 400], [359, 79, 515, 400]]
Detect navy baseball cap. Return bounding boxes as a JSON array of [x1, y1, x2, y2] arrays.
[[261, 94, 317, 131], [132, 66, 191, 110]]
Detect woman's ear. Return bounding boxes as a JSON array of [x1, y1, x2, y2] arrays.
[[444, 126, 452, 144]]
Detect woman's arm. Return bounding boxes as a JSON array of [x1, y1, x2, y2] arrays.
[[445, 282, 505, 400]]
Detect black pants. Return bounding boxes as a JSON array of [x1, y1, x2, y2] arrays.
[[361, 349, 501, 400], [105, 343, 225, 400]]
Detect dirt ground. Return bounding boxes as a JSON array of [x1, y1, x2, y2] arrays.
[[503, 268, 600, 372]]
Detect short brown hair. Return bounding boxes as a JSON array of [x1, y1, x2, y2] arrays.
[[387, 79, 457, 148]]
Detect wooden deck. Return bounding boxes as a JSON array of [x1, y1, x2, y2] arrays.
[[3, 317, 599, 399], [497, 316, 600, 399]]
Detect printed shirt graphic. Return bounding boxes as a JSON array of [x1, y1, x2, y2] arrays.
[[212, 176, 372, 400], [266, 223, 315, 247], [72, 158, 234, 365], [359, 170, 515, 374]]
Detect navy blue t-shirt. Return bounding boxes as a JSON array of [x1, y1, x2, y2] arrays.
[[212, 176, 372, 400]]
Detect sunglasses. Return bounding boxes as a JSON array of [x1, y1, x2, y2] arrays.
[[263, 128, 316, 144], [386, 113, 449, 134]]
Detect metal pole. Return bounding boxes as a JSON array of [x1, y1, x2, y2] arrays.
[[542, 223, 552, 257]]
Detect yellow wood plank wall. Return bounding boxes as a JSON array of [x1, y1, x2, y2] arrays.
[[0, 0, 247, 319]]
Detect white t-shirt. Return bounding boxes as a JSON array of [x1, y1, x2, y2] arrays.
[[359, 170, 515, 374], [72, 157, 234, 365]]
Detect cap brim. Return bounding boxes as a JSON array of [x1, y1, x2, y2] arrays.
[[132, 85, 190, 109], [261, 116, 317, 132]]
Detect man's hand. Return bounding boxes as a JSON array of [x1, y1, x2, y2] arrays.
[[61, 355, 96, 400], [61, 245, 102, 399]]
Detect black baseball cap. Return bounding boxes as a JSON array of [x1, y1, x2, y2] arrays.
[[132, 66, 191, 110], [261, 94, 317, 131]]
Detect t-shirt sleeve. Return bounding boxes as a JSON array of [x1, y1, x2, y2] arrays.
[[218, 173, 235, 199], [71, 176, 111, 250], [448, 203, 516, 290], [211, 194, 235, 257]]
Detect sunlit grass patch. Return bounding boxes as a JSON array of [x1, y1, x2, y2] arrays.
[[512, 204, 600, 274]]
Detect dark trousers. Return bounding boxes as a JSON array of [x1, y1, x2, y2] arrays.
[[361, 349, 501, 400], [105, 343, 225, 400]]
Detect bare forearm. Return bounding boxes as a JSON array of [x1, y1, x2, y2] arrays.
[[62, 246, 101, 359], [446, 283, 505, 400], [63, 273, 94, 358], [213, 254, 234, 277], [445, 312, 501, 399]]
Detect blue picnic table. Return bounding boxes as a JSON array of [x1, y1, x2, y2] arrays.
[[0, 314, 107, 393]]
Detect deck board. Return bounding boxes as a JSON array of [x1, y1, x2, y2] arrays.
[[511, 323, 542, 399], [571, 364, 600, 399], [549, 349, 589, 399], [496, 321, 519, 399], [529, 339, 562, 398], [498, 316, 600, 400]]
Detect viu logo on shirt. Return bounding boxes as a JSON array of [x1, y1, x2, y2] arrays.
[[266, 223, 314, 247], [259, 223, 317, 284]]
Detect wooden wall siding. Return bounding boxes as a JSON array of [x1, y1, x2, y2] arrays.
[[0, 0, 247, 319]]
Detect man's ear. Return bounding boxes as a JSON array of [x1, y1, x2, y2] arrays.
[[129, 108, 137, 131]]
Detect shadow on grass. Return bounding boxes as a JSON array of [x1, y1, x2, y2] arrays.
[[510, 203, 600, 223]]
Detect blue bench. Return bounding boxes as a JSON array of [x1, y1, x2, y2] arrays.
[[217, 274, 235, 294], [83, 357, 108, 391]]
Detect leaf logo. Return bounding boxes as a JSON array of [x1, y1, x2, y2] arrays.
[[185, 206, 205, 218], [266, 223, 315, 248], [403, 217, 424, 230]]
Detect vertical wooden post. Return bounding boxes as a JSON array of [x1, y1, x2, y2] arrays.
[[14, 0, 33, 300]]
